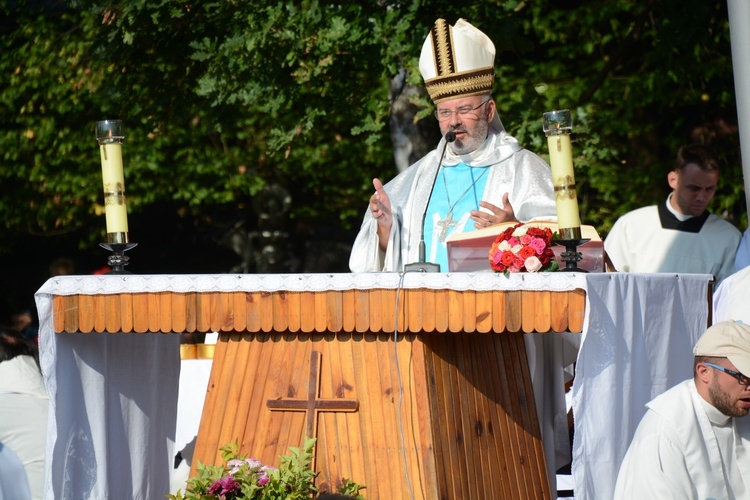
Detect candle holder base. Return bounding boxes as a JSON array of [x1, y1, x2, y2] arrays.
[[99, 242, 138, 274], [552, 238, 590, 273]]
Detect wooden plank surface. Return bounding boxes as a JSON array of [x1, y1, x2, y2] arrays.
[[550, 291, 569, 332], [170, 293, 186, 333], [132, 293, 149, 333], [78, 295, 94, 333], [93, 295, 106, 333], [159, 293, 172, 333], [422, 288, 436, 333], [51, 288, 587, 335], [272, 292, 289, 333], [120, 294, 134, 332], [534, 290, 551, 333], [63, 296, 78, 333]]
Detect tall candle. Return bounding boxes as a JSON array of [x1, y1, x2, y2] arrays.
[[542, 110, 581, 239], [96, 120, 129, 244]]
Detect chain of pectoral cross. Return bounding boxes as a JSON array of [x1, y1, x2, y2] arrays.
[[437, 166, 489, 242]]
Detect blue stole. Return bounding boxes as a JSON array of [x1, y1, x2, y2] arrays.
[[423, 163, 491, 272]]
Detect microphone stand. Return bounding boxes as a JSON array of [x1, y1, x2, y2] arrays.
[[404, 130, 456, 273]]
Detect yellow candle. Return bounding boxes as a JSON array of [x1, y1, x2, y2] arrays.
[[546, 133, 581, 230], [96, 120, 128, 244], [100, 142, 128, 234]]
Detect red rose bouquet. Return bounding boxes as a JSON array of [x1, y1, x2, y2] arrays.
[[489, 223, 559, 274]]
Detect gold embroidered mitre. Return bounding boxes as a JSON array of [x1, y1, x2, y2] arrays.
[[419, 18, 496, 104]]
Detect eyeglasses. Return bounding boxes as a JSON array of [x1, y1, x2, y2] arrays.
[[704, 362, 750, 386], [434, 100, 490, 121]]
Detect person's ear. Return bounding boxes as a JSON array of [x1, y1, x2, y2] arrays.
[[667, 170, 678, 190], [695, 362, 713, 384], [485, 99, 496, 122]]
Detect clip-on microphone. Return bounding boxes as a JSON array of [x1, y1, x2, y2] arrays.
[[403, 130, 456, 273]]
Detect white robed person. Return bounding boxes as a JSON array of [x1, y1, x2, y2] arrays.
[[349, 18, 556, 274], [614, 320, 750, 499], [349, 18, 574, 495], [604, 144, 740, 286]]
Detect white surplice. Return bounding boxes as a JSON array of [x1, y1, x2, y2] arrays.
[[614, 380, 750, 500]]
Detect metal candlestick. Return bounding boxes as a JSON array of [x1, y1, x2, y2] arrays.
[[99, 242, 138, 274], [552, 237, 590, 273]]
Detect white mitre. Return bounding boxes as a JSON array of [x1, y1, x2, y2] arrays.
[[418, 18, 496, 104]]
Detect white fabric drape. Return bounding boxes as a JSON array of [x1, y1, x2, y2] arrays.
[[35, 283, 181, 500], [572, 273, 712, 500]]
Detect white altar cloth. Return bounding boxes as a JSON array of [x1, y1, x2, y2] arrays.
[[35, 272, 584, 499], [35, 272, 711, 500]]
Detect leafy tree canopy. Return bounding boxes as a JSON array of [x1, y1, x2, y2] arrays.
[[0, 0, 745, 261]]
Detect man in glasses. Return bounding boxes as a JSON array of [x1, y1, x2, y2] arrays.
[[349, 18, 556, 273], [614, 320, 750, 499]]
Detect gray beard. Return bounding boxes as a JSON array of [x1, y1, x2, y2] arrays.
[[449, 118, 489, 155]]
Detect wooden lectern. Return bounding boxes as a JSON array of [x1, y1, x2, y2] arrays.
[[51, 278, 585, 499]]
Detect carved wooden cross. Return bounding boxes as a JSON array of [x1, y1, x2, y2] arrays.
[[266, 350, 358, 441]]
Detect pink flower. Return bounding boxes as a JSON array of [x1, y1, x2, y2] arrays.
[[245, 458, 261, 470], [529, 237, 547, 255], [257, 471, 270, 486], [491, 250, 503, 266], [227, 459, 244, 475], [524, 256, 542, 272], [207, 476, 240, 498], [489, 222, 556, 274]]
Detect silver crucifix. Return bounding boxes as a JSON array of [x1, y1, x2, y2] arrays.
[[437, 211, 456, 242]]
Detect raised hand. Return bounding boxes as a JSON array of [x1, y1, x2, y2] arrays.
[[370, 178, 393, 251]]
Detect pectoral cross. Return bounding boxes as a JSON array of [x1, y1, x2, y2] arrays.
[[437, 211, 456, 242]]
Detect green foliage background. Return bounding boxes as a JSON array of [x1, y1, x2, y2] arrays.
[[0, 0, 746, 301]]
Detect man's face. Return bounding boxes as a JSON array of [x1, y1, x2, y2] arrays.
[[436, 96, 495, 154], [667, 163, 718, 216], [705, 360, 750, 417]]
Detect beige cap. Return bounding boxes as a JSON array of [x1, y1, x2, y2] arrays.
[[694, 320, 750, 375], [419, 19, 495, 103]]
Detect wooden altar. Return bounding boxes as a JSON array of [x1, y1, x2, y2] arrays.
[[51, 284, 585, 499]]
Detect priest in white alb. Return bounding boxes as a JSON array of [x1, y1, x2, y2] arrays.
[[349, 17, 574, 495], [349, 18, 556, 274]]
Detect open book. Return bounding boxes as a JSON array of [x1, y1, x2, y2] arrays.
[[445, 220, 604, 272]]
